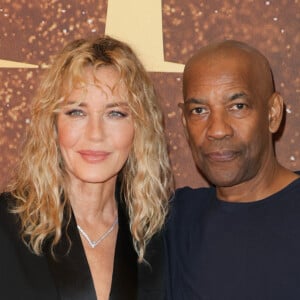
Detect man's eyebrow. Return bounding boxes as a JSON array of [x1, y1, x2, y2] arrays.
[[183, 93, 249, 105], [184, 98, 205, 105], [229, 92, 248, 101]]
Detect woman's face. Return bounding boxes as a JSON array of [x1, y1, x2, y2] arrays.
[[57, 66, 135, 185]]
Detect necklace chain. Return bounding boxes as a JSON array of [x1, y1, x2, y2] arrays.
[[77, 216, 118, 248]]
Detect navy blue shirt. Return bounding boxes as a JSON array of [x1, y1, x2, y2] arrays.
[[165, 177, 300, 300]]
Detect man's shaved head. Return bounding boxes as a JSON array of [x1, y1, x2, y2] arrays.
[[183, 40, 275, 102]]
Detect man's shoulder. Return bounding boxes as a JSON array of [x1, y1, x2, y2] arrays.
[[169, 186, 213, 214], [173, 186, 213, 202], [278, 175, 300, 199], [166, 186, 213, 237]]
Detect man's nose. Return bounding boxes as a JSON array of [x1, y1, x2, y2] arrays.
[[206, 111, 233, 140]]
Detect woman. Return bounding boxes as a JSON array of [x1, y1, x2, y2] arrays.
[[0, 36, 173, 299]]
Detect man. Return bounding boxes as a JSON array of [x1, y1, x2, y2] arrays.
[[165, 40, 300, 300]]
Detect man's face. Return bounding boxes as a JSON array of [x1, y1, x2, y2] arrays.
[[181, 55, 274, 188]]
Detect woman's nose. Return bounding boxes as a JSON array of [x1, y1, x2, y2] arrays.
[[86, 116, 106, 141]]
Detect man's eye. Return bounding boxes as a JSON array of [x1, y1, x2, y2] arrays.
[[65, 109, 85, 117], [191, 107, 206, 115], [231, 103, 248, 110]]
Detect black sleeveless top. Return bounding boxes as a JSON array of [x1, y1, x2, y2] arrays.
[[0, 191, 166, 300]]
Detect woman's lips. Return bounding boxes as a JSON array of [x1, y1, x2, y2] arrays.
[[78, 150, 111, 163]]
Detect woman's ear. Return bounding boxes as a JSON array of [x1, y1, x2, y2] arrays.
[[268, 92, 284, 133]]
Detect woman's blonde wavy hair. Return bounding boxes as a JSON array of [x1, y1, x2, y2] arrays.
[[9, 36, 174, 261]]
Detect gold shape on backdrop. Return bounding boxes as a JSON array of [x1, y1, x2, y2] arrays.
[[105, 0, 184, 72], [0, 59, 38, 68], [0, 0, 183, 72]]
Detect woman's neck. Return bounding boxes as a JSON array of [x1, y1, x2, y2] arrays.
[[67, 177, 118, 225]]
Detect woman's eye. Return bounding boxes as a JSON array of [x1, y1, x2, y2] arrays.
[[108, 110, 128, 118], [65, 109, 85, 117]]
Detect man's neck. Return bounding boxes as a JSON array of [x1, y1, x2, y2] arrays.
[[216, 165, 299, 203]]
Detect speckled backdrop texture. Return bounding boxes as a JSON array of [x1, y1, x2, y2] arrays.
[[0, 0, 299, 190]]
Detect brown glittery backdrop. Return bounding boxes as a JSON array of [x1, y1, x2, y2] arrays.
[[0, 0, 299, 191]]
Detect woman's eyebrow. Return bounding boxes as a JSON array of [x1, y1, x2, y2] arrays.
[[63, 100, 86, 107], [106, 101, 129, 108], [62, 100, 130, 109]]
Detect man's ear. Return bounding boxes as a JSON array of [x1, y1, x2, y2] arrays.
[[268, 92, 284, 133]]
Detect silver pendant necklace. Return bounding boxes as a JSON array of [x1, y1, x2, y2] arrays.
[[77, 216, 118, 248]]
